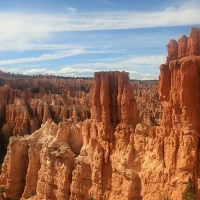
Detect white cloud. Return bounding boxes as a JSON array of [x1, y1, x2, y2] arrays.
[[22, 67, 97, 77], [123, 55, 165, 65], [20, 54, 164, 79], [8, 68, 20, 72], [0, 1, 198, 80], [0, 49, 84, 65], [22, 66, 159, 80], [0, 43, 84, 52], [24, 68, 47, 74], [67, 7, 77, 12], [0, 48, 128, 65], [0, 2, 199, 52], [0, 2, 199, 36]]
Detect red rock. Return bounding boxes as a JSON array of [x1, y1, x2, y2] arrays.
[[167, 27, 200, 62], [187, 27, 200, 56], [178, 35, 188, 58], [90, 71, 138, 125], [167, 39, 178, 61]]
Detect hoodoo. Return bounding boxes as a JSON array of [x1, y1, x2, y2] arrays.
[[70, 71, 139, 199]]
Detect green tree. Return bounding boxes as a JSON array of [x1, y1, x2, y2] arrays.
[[183, 177, 196, 200], [0, 186, 12, 200], [162, 196, 171, 200]]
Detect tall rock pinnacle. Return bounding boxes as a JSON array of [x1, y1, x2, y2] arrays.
[[90, 71, 138, 125]]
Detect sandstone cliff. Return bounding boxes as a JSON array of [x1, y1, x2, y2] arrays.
[[70, 71, 140, 199], [0, 72, 159, 137], [0, 83, 91, 137], [0, 118, 82, 200]]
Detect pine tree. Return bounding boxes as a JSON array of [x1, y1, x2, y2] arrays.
[[183, 177, 196, 200], [162, 197, 170, 200]]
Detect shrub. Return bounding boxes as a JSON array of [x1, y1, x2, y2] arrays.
[[0, 186, 12, 200], [183, 177, 196, 200], [162, 196, 171, 200]]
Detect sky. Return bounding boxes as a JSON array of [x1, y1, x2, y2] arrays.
[[0, 0, 200, 80]]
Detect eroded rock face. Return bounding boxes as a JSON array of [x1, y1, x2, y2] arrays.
[[0, 119, 82, 200], [0, 136, 29, 199], [0, 82, 91, 136], [167, 27, 200, 62], [133, 81, 162, 126], [70, 28, 200, 200], [157, 27, 200, 199], [90, 71, 139, 125], [70, 71, 140, 199], [0, 72, 159, 136]]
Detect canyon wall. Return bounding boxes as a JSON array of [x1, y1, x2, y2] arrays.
[[70, 71, 139, 199], [0, 83, 91, 137], [133, 81, 162, 126], [0, 118, 83, 200], [0, 75, 160, 137]]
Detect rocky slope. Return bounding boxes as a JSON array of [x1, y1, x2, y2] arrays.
[[133, 80, 162, 126], [0, 74, 160, 137], [0, 81, 91, 137], [0, 118, 82, 200]]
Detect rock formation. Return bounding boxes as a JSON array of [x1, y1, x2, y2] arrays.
[[0, 71, 159, 136], [0, 118, 82, 200], [70, 71, 139, 199], [0, 82, 91, 136], [133, 81, 162, 126], [167, 27, 200, 62], [1, 27, 200, 200], [156, 27, 200, 199]]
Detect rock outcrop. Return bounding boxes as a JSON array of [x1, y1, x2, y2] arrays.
[[0, 119, 82, 200], [0, 83, 91, 136], [70, 71, 140, 199], [156, 27, 200, 199], [70, 27, 200, 199], [167, 27, 200, 62], [133, 81, 162, 126], [0, 72, 159, 136]]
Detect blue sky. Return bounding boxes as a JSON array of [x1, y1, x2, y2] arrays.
[[0, 0, 200, 79]]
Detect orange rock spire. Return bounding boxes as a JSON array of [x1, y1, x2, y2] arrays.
[[90, 71, 138, 125]]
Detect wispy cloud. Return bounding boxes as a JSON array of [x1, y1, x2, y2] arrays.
[[22, 66, 159, 80], [0, 1, 198, 80], [0, 48, 125, 65], [1, 2, 199, 34], [0, 2, 200, 33], [66, 7, 77, 12], [0, 1, 199, 52], [18, 54, 165, 79], [0, 49, 84, 65]]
